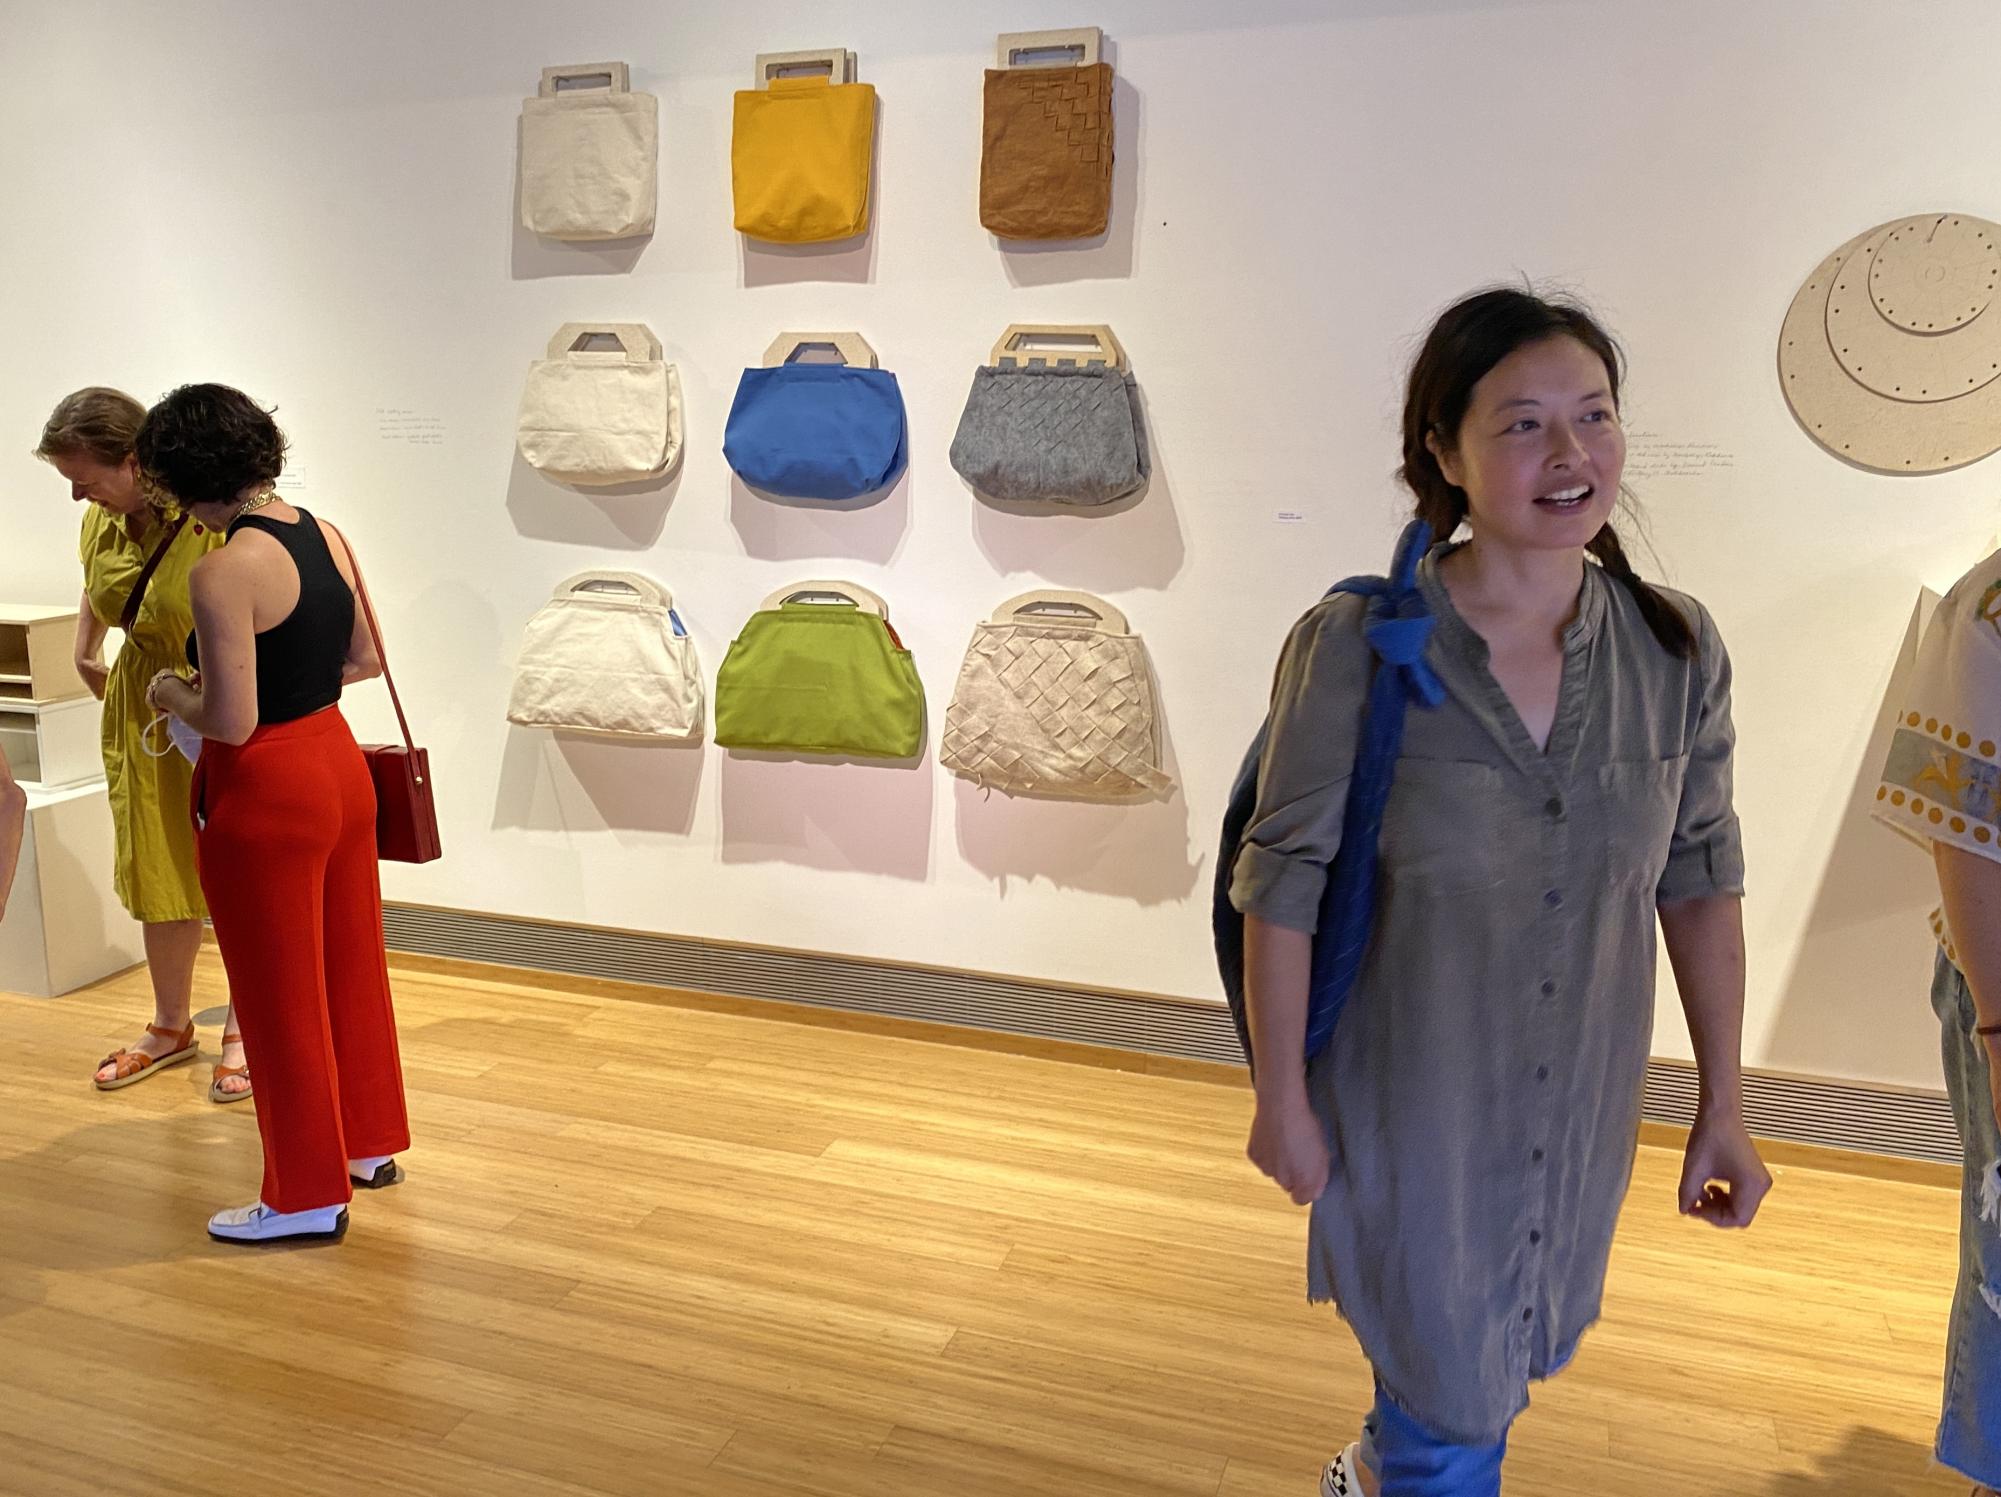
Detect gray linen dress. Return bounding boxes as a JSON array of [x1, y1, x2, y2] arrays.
[[1228, 548, 1745, 1444]]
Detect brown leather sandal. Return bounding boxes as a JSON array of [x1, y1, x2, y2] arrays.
[[209, 1030, 252, 1104], [94, 1023, 199, 1091]]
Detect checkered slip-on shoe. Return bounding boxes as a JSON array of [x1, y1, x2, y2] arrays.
[[1319, 1442, 1364, 1497]]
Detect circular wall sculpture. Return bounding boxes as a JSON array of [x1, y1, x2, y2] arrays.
[[1779, 212, 2001, 474]]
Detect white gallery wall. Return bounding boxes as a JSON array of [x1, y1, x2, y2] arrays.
[[2, 0, 1991, 1090]]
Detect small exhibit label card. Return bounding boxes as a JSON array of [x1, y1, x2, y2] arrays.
[[376, 408, 445, 446]]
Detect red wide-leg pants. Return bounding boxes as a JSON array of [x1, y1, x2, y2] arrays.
[[193, 707, 410, 1213]]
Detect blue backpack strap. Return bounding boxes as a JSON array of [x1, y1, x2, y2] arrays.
[[1212, 520, 1442, 1073]]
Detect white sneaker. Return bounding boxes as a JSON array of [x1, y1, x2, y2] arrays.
[[207, 1201, 347, 1244], [1320, 1443, 1363, 1497]]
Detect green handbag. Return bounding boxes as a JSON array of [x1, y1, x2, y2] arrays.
[[713, 581, 926, 758]]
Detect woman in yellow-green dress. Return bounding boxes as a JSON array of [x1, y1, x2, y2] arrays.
[[36, 387, 247, 1101]]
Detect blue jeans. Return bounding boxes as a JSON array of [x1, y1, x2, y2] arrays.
[[1358, 1383, 1510, 1496], [1935, 949, 2001, 1487]]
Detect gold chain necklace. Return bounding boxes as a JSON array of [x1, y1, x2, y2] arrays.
[[233, 488, 280, 524]]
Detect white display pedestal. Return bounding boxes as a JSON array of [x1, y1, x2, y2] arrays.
[[0, 603, 103, 789], [0, 779, 143, 997], [0, 693, 104, 788]]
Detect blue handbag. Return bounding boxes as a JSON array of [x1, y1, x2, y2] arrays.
[[1212, 521, 1443, 1073], [723, 331, 908, 501]]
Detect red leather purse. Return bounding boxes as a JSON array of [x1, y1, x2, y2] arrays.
[[330, 525, 442, 864]]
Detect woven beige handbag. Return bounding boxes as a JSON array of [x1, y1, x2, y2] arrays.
[[941, 590, 1171, 799]]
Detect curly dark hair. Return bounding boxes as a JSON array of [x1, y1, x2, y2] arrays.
[[134, 384, 288, 507]]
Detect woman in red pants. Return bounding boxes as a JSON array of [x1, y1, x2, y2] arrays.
[[136, 383, 410, 1245]]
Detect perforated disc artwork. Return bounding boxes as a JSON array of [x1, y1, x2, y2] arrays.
[[1779, 213, 2001, 474]]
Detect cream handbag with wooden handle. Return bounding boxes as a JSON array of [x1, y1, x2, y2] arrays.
[[517, 323, 683, 486], [519, 61, 658, 241], [507, 571, 703, 740], [940, 590, 1171, 798]]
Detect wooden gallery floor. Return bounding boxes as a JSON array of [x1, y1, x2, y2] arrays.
[[0, 949, 1978, 1497]]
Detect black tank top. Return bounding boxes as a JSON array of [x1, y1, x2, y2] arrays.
[[185, 508, 355, 726]]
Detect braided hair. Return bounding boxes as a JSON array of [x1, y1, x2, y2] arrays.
[[1398, 287, 1696, 659]]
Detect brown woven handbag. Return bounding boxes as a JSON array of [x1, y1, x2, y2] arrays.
[[978, 29, 1114, 240]]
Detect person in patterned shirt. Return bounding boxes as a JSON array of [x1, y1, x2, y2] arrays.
[[1877, 560, 2001, 1497]]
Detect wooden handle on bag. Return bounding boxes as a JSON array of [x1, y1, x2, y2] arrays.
[[991, 589, 1129, 633], [556, 571, 672, 609], [547, 322, 661, 363], [760, 580, 887, 617], [539, 62, 631, 98], [762, 331, 878, 369], [755, 48, 856, 86], [996, 28, 1102, 68], [990, 324, 1125, 371]]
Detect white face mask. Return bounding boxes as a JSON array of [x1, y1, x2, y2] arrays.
[[141, 711, 203, 765]]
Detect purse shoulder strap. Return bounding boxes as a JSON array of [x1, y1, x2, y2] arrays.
[[320, 520, 415, 754], [118, 511, 191, 632], [1299, 521, 1442, 1053], [1211, 519, 1441, 1073]]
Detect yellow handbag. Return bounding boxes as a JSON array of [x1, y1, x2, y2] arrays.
[[731, 49, 876, 243]]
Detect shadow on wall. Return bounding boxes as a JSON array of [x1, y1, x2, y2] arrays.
[[507, 123, 650, 281], [717, 751, 932, 880], [491, 726, 703, 838], [727, 470, 912, 565], [737, 89, 884, 288], [505, 451, 679, 550], [951, 779, 1199, 904], [1761, 594, 1945, 1083], [950, 686, 1199, 902], [995, 60, 1140, 286], [373, 574, 498, 843], [967, 384, 1186, 591], [1758, 1425, 1956, 1495]]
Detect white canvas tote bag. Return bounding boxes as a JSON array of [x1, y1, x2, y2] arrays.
[[519, 62, 658, 241], [517, 323, 683, 486], [507, 571, 704, 740]]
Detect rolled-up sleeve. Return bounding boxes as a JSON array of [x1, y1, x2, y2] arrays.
[[1229, 597, 1369, 933], [1657, 601, 1746, 903]]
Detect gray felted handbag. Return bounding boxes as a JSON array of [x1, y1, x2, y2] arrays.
[[947, 325, 1149, 505]]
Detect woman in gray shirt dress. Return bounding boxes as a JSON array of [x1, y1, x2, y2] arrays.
[[1229, 289, 1772, 1497]]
